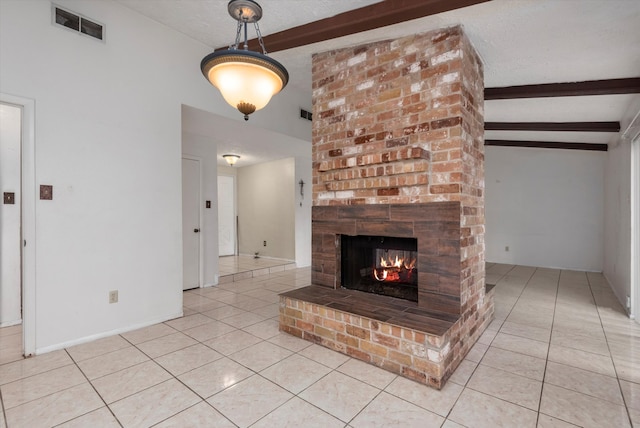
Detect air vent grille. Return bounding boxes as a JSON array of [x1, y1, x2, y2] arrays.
[[53, 4, 104, 41], [300, 109, 312, 121]]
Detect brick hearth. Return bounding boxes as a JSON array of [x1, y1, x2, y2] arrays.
[[280, 25, 492, 389]]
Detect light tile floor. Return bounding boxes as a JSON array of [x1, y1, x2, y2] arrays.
[[0, 326, 22, 367], [1, 263, 639, 427], [218, 255, 296, 283]]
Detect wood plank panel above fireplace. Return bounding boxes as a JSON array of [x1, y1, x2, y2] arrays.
[[312, 202, 462, 315]]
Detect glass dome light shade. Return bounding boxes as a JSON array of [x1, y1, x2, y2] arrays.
[[201, 50, 288, 117]]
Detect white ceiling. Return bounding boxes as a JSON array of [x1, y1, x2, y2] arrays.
[[117, 0, 640, 166]]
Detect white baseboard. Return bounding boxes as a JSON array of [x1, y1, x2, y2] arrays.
[[0, 319, 22, 328], [34, 311, 183, 355]]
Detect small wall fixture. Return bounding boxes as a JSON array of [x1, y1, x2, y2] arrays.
[[201, 0, 289, 121], [223, 154, 241, 166]]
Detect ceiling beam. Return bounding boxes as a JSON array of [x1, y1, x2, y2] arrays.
[[485, 78, 640, 100], [485, 139, 608, 151], [227, 0, 492, 53], [485, 122, 621, 132]]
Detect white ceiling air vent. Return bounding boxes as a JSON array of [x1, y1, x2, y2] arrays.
[[53, 4, 104, 41], [300, 108, 312, 121]]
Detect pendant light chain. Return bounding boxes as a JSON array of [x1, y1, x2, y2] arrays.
[[230, 20, 243, 50], [230, 19, 268, 54], [254, 21, 268, 54]]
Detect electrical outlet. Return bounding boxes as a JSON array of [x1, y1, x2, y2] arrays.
[[263, 240, 267, 246], [109, 290, 118, 304], [505, 246, 509, 252]]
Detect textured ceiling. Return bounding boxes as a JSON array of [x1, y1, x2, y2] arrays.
[[116, 0, 640, 166]]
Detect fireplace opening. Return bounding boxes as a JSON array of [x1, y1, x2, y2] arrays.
[[341, 235, 418, 302]]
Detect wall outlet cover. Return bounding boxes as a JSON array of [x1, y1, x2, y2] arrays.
[[40, 185, 53, 200]]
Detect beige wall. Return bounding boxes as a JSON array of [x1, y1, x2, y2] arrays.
[[237, 158, 295, 260]]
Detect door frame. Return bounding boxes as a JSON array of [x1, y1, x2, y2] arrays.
[[632, 135, 640, 320], [182, 155, 204, 289], [1, 93, 36, 356]]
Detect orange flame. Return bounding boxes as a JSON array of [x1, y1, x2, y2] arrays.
[[374, 254, 416, 282]]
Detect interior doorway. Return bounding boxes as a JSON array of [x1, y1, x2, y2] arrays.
[[0, 93, 35, 357], [182, 157, 202, 290], [0, 103, 22, 328], [218, 175, 236, 256]]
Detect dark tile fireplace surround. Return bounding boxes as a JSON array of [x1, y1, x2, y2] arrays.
[[313, 202, 463, 314], [280, 202, 495, 389]]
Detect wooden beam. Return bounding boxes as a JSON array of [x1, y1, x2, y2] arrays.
[[485, 122, 621, 132], [485, 139, 608, 151], [220, 0, 492, 53], [485, 78, 640, 100]]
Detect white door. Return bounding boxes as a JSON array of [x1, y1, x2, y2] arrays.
[[218, 175, 236, 256], [0, 103, 22, 327], [182, 158, 200, 290]]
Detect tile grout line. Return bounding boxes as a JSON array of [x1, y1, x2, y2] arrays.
[[440, 264, 522, 426], [586, 272, 635, 427], [0, 268, 293, 427], [478, 266, 547, 422], [257, 370, 349, 426], [187, 281, 342, 427], [62, 348, 124, 428], [535, 267, 561, 427], [224, 269, 386, 427], [117, 328, 238, 427], [153, 270, 419, 425], [151, 285, 315, 427], [0, 388, 8, 428]]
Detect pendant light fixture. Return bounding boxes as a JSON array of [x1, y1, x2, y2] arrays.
[[223, 154, 241, 166], [201, 0, 289, 121]]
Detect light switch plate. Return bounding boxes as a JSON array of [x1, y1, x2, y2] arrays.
[[40, 185, 53, 200], [3, 192, 15, 204]]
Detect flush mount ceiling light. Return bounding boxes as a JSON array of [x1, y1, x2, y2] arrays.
[[201, 0, 289, 121], [223, 154, 241, 166]]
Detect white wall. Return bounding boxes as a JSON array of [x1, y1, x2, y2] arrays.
[[237, 158, 296, 260], [485, 146, 605, 271], [0, 0, 310, 352], [603, 97, 639, 312], [181, 132, 219, 286], [603, 140, 632, 308], [0, 103, 22, 326], [295, 156, 312, 267]]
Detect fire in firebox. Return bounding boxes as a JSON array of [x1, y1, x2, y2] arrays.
[[341, 235, 419, 301], [373, 251, 416, 283]]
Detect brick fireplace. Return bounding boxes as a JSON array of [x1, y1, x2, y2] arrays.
[[279, 26, 494, 389]]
